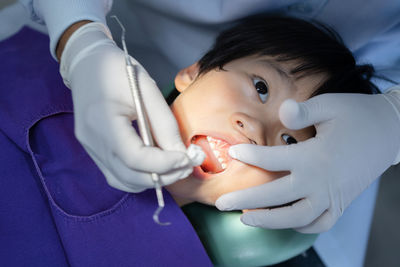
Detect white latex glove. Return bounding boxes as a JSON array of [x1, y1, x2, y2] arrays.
[[216, 88, 400, 233], [60, 22, 201, 192]]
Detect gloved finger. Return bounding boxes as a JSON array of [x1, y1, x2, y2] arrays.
[[240, 198, 323, 229], [84, 146, 150, 192], [109, 146, 193, 188], [136, 66, 187, 153], [294, 209, 336, 233], [110, 115, 191, 174], [160, 165, 194, 184], [215, 174, 304, 210], [88, 141, 191, 190], [279, 96, 336, 130], [228, 143, 300, 171], [97, 164, 143, 192], [159, 144, 205, 183], [110, 149, 193, 187], [107, 151, 162, 188]]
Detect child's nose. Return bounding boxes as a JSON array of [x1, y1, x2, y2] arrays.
[[230, 112, 266, 145]]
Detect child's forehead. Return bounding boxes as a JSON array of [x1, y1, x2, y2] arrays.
[[229, 56, 329, 84], [228, 55, 302, 73], [222, 55, 328, 97]]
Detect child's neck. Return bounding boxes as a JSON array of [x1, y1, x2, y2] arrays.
[[170, 194, 194, 207]]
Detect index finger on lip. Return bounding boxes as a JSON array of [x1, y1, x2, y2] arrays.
[[228, 144, 297, 171], [215, 174, 304, 210], [240, 198, 321, 229]]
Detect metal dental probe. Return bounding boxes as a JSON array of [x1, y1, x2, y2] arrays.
[[112, 15, 170, 226]]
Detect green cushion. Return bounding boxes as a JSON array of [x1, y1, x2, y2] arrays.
[[161, 83, 176, 98], [182, 202, 318, 267]]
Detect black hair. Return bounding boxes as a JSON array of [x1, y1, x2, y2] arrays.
[[197, 15, 380, 96]]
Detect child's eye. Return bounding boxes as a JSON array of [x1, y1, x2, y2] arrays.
[[252, 77, 269, 103], [281, 134, 297, 145]]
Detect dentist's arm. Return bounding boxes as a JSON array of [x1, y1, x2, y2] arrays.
[[216, 87, 400, 233], [21, 0, 196, 192]]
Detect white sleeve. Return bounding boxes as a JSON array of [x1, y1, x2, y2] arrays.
[[354, 20, 400, 92], [383, 84, 400, 164], [19, 0, 113, 60]]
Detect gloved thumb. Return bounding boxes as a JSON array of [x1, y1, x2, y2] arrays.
[[279, 95, 336, 130]]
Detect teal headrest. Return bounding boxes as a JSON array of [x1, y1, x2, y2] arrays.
[[182, 202, 318, 267]]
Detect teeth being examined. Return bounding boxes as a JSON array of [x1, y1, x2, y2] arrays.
[[205, 135, 229, 170]]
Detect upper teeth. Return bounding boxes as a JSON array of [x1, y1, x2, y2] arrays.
[[207, 136, 223, 144], [206, 135, 227, 170]]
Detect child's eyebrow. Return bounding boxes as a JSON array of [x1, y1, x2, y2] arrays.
[[255, 59, 291, 82]]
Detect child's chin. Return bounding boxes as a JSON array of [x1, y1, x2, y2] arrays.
[[195, 197, 218, 207], [173, 196, 216, 207], [169, 195, 194, 207]]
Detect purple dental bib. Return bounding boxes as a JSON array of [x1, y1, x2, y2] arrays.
[[0, 27, 211, 267]]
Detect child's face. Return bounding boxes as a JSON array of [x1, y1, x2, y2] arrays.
[[166, 56, 325, 206]]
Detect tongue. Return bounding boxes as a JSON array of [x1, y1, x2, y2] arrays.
[[193, 136, 223, 173]]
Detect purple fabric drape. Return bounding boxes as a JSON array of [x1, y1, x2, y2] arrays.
[[0, 27, 212, 267]]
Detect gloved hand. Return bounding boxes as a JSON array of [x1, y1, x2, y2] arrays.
[[60, 22, 197, 192], [216, 89, 400, 233]]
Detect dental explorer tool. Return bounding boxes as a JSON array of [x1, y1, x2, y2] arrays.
[[111, 15, 170, 226]]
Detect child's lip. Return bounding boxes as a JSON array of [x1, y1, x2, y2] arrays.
[[188, 133, 244, 179], [187, 132, 244, 147]]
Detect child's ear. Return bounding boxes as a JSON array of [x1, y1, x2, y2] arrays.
[[174, 62, 200, 92]]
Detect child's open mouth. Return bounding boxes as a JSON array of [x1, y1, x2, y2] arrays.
[[191, 135, 232, 174]]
